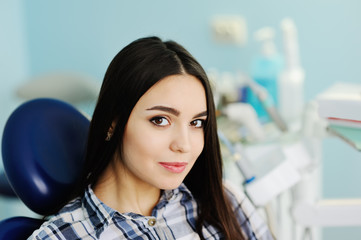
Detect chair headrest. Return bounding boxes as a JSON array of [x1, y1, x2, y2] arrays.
[[1, 98, 90, 215]]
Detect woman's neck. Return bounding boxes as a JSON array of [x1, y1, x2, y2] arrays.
[[93, 159, 161, 216]]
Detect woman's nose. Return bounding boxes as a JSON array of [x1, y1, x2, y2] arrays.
[[170, 126, 191, 153]]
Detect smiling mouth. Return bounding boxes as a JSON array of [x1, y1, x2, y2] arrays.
[[158, 162, 188, 173]]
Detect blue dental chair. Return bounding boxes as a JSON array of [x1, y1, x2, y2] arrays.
[[0, 98, 90, 239]]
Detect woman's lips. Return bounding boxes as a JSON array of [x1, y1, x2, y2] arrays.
[[159, 162, 188, 173]]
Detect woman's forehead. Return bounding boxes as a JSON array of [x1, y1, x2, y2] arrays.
[[134, 74, 207, 115]]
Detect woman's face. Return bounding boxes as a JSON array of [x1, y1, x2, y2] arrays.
[[121, 74, 207, 190]]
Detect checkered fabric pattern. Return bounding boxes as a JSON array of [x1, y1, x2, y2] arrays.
[[28, 183, 273, 240]]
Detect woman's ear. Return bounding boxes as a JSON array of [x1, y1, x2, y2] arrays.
[[105, 121, 116, 141]]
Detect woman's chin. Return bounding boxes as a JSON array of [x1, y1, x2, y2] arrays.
[[158, 179, 184, 191]]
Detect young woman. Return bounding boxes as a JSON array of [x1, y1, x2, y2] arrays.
[[29, 36, 273, 240]]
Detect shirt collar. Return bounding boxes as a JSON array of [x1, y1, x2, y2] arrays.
[[82, 185, 116, 236], [163, 183, 193, 200], [154, 183, 194, 210], [82, 183, 194, 226]]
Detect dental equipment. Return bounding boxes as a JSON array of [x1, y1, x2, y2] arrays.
[[246, 77, 288, 132], [222, 102, 265, 142], [218, 131, 256, 184]]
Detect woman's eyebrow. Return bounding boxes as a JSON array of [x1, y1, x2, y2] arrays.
[[146, 106, 207, 118], [193, 111, 207, 118], [146, 106, 180, 116]]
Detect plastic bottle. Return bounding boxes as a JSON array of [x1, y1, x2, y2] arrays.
[[278, 18, 305, 123], [247, 27, 284, 123]]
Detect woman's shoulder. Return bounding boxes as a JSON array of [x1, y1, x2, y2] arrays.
[[27, 197, 92, 240], [223, 180, 274, 240], [222, 180, 260, 225], [223, 180, 248, 208]]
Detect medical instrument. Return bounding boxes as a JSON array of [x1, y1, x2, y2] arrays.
[[222, 102, 265, 142], [246, 77, 288, 132], [218, 131, 256, 184]]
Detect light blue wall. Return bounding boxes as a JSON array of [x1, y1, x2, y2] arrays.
[[1, 1, 361, 239], [0, 0, 34, 219], [21, 0, 361, 100], [0, 0, 29, 133]]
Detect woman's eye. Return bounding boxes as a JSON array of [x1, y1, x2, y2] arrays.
[[150, 117, 170, 126], [190, 119, 204, 128]]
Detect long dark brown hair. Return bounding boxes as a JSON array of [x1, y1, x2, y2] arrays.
[[74, 36, 244, 239]]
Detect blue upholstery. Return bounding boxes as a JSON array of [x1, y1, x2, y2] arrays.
[[0, 217, 44, 239], [0, 172, 16, 198], [0, 98, 90, 239]]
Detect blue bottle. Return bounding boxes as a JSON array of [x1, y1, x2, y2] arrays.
[[247, 27, 284, 123]]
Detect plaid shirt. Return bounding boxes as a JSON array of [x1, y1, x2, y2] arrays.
[[28, 183, 273, 240]]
